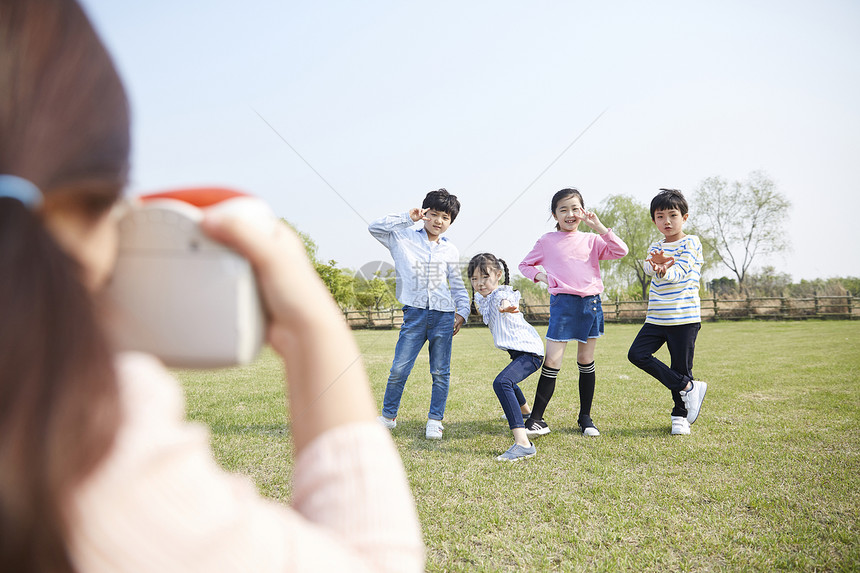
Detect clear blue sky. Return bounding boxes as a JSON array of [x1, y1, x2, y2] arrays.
[[80, 0, 860, 282]]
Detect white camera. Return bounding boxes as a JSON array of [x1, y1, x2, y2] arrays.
[[106, 189, 273, 368]]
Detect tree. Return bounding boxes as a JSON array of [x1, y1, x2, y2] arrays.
[[693, 171, 790, 288], [282, 219, 355, 308], [787, 276, 859, 297], [744, 266, 792, 296], [708, 276, 737, 296], [837, 277, 860, 296], [596, 194, 659, 299], [354, 264, 398, 309], [354, 277, 397, 309], [511, 275, 549, 307], [314, 259, 355, 308]]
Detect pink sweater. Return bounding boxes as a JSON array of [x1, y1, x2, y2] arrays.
[[69, 352, 425, 573], [519, 230, 628, 296]]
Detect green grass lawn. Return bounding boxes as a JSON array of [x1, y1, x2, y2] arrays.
[[175, 321, 860, 572]]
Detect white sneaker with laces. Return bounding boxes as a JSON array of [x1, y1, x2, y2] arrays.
[[425, 419, 444, 440], [377, 415, 396, 430], [671, 415, 691, 435], [680, 380, 707, 424], [524, 418, 551, 436]]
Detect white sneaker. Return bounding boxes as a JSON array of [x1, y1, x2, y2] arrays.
[[524, 418, 551, 436], [671, 415, 691, 435], [425, 419, 444, 440], [680, 380, 707, 424], [378, 415, 396, 430]]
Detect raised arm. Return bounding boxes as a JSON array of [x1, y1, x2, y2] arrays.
[[368, 210, 423, 247], [596, 229, 629, 260]]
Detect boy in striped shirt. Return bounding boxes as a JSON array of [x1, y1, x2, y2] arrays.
[[627, 189, 707, 435]]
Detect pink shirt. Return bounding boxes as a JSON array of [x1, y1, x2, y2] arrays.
[[519, 230, 628, 296], [69, 352, 425, 573]]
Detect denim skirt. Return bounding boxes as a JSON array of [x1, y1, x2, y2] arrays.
[[546, 293, 604, 343]]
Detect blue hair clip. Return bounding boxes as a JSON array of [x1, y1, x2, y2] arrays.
[[0, 174, 43, 209]]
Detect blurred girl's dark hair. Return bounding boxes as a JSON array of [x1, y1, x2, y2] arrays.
[[0, 0, 130, 571], [550, 188, 584, 230]]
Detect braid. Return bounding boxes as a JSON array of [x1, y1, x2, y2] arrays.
[[469, 286, 478, 316], [499, 259, 510, 285]]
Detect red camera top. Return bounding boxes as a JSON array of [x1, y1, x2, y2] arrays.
[[139, 187, 248, 208]]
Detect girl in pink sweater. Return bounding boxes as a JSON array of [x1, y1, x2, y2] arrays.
[[518, 188, 628, 437]]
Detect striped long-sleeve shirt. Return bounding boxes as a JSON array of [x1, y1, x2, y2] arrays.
[[474, 286, 545, 357], [644, 235, 703, 325]]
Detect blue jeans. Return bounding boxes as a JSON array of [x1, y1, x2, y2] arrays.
[[381, 306, 455, 421], [495, 350, 543, 429]]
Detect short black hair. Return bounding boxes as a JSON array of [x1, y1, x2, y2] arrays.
[[650, 188, 688, 220], [422, 188, 460, 222]]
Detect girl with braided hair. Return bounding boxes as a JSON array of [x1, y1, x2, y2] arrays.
[[468, 253, 545, 461]]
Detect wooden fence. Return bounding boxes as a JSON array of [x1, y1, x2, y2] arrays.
[[343, 295, 860, 329]]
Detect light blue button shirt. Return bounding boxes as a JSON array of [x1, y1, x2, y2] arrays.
[[369, 212, 470, 321]]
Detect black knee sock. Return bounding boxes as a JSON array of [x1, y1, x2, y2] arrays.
[[578, 361, 596, 419], [529, 365, 559, 420]]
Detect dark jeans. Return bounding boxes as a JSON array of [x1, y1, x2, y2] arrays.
[[494, 350, 543, 429], [628, 322, 701, 417]]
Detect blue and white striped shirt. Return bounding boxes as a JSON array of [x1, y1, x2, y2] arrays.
[[475, 286, 545, 356], [644, 235, 703, 325], [368, 212, 470, 321]]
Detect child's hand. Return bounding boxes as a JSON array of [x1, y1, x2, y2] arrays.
[[652, 262, 669, 277], [647, 250, 675, 267], [409, 207, 429, 222], [453, 314, 465, 335], [499, 299, 519, 314], [646, 250, 675, 277], [579, 211, 608, 234], [201, 213, 336, 353], [203, 208, 379, 451]]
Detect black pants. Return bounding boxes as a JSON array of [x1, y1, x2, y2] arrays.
[[628, 322, 700, 417]]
